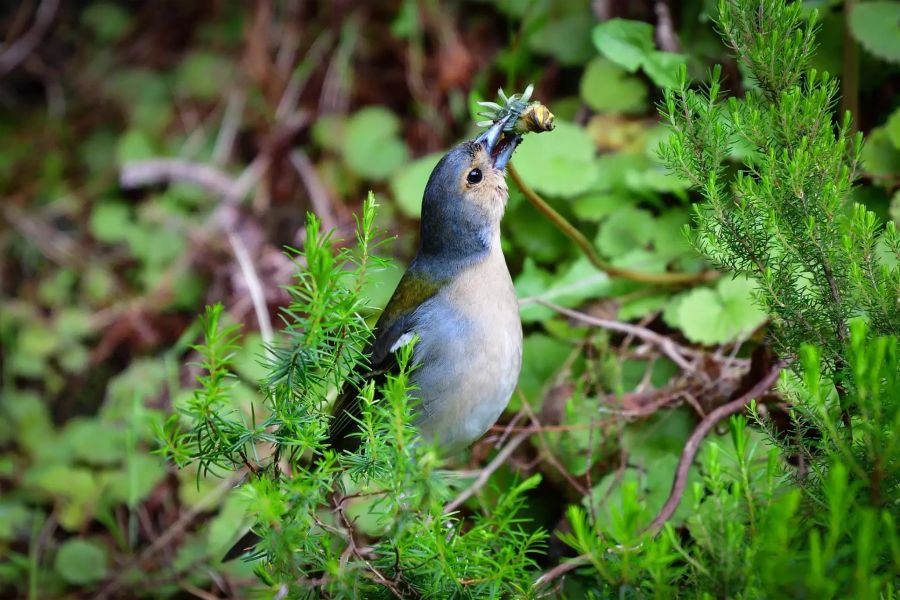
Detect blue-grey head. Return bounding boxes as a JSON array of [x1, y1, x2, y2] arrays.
[[419, 117, 523, 261]]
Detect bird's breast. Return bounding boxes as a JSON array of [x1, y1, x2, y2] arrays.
[[410, 250, 523, 452]]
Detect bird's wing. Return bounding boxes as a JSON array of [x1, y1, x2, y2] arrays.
[[325, 268, 442, 452]]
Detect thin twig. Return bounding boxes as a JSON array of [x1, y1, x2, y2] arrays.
[[290, 149, 337, 231], [520, 392, 589, 496], [642, 362, 786, 532], [528, 299, 695, 373], [228, 230, 274, 347], [0, 0, 59, 76], [443, 430, 530, 514], [654, 2, 682, 53], [508, 164, 717, 286], [120, 159, 244, 203], [120, 158, 275, 347], [212, 89, 246, 165], [534, 554, 591, 588]]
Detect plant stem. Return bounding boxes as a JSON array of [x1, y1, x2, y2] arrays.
[[508, 164, 717, 286]]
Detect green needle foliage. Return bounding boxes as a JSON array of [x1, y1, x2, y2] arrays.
[[660, 0, 900, 372], [157, 194, 546, 598]]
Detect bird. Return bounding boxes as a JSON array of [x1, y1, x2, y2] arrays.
[[328, 114, 524, 454], [224, 115, 524, 561]]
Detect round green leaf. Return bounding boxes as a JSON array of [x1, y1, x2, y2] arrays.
[[592, 19, 655, 72], [82, 3, 132, 43], [642, 51, 688, 89], [580, 58, 647, 114], [175, 51, 234, 101], [595, 206, 655, 257], [886, 107, 900, 150], [861, 127, 900, 179], [90, 202, 132, 243], [115, 129, 156, 165], [529, 14, 595, 66], [389, 152, 442, 217], [342, 107, 409, 180], [61, 418, 127, 466], [675, 276, 768, 344], [512, 120, 597, 197], [54, 538, 108, 585], [849, 2, 900, 64]]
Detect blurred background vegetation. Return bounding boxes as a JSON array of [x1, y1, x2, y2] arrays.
[[0, 0, 898, 597]]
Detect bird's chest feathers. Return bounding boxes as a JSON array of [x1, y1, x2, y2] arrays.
[[408, 250, 523, 448]]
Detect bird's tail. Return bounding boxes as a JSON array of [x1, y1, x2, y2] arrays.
[[222, 530, 262, 562]]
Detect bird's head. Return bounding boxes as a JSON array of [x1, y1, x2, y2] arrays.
[[419, 116, 522, 261]]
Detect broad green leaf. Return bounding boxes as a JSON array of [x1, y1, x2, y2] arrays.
[[389, 152, 442, 217], [886, 107, 900, 150], [507, 202, 571, 263], [512, 120, 597, 198], [61, 419, 127, 466], [641, 51, 688, 88], [342, 107, 409, 180], [860, 127, 900, 179], [17, 321, 60, 361], [81, 2, 132, 42], [175, 51, 234, 101], [101, 454, 167, 507], [529, 14, 595, 66], [849, 2, 900, 64], [592, 19, 656, 72], [27, 465, 100, 530], [592, 19, 687, 88], [617, 293, 670, 321], [572, 191, 637, 222], [90, 202, 132, 243], [312, 114, 346, 152], [105, 68, 171, 132], [518, 333, 572, 402], [54, 539, 108, 585], [516, 257, 611, 322], [0, 502, 31, 542], [621, 408, 694, 463], [580, 58, 647, 114], [676, 276, 768, 344], [652, 209, 693, 260], [595, 206, 655, 257], [115, 129, 156, 165], [594, 153, 649, 190]]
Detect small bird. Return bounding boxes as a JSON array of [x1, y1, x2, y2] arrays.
[[224, 116, 524, 560], [329, 115, 524, 454]]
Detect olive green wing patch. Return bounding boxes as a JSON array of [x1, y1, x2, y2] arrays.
[[326, 269, 443, 452]]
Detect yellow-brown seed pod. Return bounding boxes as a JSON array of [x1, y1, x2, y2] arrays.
[[514, 102, 555, 134]]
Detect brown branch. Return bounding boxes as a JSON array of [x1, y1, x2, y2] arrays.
[[120, 158, 275, 347], [508, 164, 717, 286], [642, 362, 786, 533], [444, 430, 530, 514], [534, 554, 591, 589], [527, 299, 696, 373], [0, 0, 59, 76]]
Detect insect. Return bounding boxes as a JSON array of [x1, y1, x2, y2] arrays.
[[476, 84, 555, 135]]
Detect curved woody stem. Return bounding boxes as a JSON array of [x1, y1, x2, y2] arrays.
[[508, 163, 718, 286]]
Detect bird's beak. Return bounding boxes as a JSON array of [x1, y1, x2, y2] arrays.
[[475, 115, 523, 171]]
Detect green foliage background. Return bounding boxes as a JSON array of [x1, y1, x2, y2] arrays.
[[0, 0, 898, 597]]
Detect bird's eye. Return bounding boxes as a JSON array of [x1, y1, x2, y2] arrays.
[[466, 168, 483, 184]]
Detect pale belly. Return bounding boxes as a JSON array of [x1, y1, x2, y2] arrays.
[[408, 256, 523, 452]]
